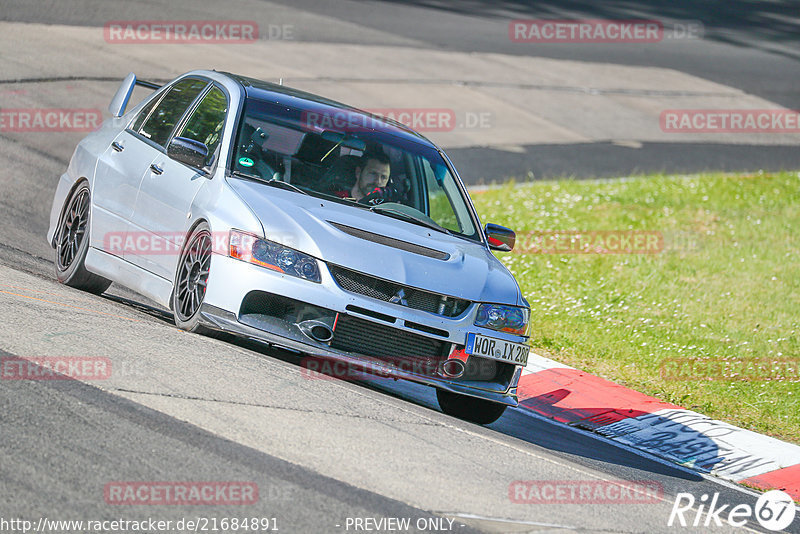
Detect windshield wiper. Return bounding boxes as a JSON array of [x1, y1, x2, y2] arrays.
[[231, 171, 309, 195], [263, 179, 309, 195], [231, 169, 263, 181], [369, 206, 450, 234]]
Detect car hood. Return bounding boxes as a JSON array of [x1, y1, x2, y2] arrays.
[[227, 178, 524, 306]]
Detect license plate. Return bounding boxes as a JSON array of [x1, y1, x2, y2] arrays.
[[465, 333, 529, 366]]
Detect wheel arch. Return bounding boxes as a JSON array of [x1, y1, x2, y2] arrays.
[[51, 177, 91, 248], [168, 217, 212, 311]]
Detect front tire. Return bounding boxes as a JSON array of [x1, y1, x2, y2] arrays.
[[54, 182, 112, 294], [436, 389, 507, 425], [172, 222, 215, 335]]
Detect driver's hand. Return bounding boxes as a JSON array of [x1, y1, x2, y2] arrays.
[[358, 187, 388, 205], [359, 185, 405, 205]]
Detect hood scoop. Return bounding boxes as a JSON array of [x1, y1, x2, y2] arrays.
[[327, 221, 450, 261]]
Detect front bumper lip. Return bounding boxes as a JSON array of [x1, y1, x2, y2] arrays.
[[198, 304, 519, 407]]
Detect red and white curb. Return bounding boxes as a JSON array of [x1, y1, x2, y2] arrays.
[[517, 351, 800, 501]]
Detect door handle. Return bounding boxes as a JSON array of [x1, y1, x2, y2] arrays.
[[150, 163, 164, 175], [111, 142, 124, 152]]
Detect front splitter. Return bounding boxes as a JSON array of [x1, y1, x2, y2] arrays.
[[198, 304, 519, 407]]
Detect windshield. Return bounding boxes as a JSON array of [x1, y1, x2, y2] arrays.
[[230, 98, 479, 240]]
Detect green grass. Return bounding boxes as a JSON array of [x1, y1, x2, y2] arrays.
[[471, 171, 800, 443]]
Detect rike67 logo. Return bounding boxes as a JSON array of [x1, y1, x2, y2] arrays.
[[668, 490, 796, 531]]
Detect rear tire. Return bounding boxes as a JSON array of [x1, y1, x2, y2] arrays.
[[436, 389, 507, 425], [54, 182, 112, 295]]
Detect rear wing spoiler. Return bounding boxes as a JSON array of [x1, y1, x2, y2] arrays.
[[135, 79, 161, 90], [109, 72, 162, 117]]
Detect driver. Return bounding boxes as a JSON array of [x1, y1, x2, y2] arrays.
[[329, 149, 391, 201]]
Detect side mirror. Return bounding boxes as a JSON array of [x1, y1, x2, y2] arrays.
[[168, 137, 209, 170], [485, 223, 515, 252], [109, 72, 137, 118]]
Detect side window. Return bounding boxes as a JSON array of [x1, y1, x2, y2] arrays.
[[139, 78, 208, 147], [422, 158, 462, 233], [130, 96, 159, 133], [177, 86, 228, 166]]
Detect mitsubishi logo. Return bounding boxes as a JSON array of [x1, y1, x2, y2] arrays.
[[389, 288, 408, 306]]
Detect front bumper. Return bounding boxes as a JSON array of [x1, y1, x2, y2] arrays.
[[197, 303, 521, 406], [200, 253, 524, 406]]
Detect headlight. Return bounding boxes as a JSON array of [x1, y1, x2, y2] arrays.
[[474, 304, 529, 335], [229, 230, 321, 283]]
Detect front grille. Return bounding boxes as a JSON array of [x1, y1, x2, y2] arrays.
[[331, 314, 448, 376], [329, 265, 470, 318]]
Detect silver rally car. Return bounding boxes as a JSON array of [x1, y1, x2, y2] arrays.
[[47, 70, 530, 424]]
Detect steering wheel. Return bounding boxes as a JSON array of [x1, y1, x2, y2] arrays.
[[357, 182, 409, 205], [357, 188, 388, 205]]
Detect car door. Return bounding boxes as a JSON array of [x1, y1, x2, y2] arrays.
[[129, 83, 229, 281], [90, 95, 162, 255], [91, 77, 209, 259]]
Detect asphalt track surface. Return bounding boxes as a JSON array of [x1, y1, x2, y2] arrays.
[[1, 2, 799, 533], [2, 0, 800, 180], [0, 252, 791, 533], [264, 0, 800, 179]]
